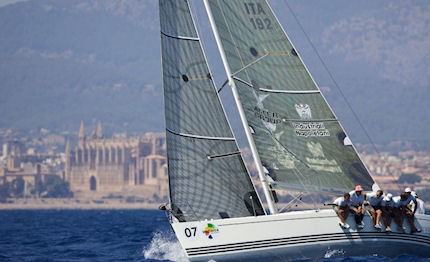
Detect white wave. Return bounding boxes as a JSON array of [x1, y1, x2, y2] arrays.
[[324, 248, 345, 258], [143, 231, 189, 262]]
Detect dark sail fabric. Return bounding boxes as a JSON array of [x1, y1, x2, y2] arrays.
[[206, 0, 377, 194], [159, 0, 264, 221]]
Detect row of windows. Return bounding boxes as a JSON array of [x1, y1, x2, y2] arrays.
[[73, 148, 128, 164]]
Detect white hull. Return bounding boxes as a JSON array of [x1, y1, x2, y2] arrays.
[[171, 209, 430, 261]]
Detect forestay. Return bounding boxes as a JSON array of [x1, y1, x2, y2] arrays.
[[206, 0, 377, 194], [159, 0, 265, 222]]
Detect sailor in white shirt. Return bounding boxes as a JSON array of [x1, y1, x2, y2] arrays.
[[399, 188, 417, 208], [392, 195, 401, 208], [399, 188, 421, 233], [381, 193, 402, 232], [381, 194, 393, 232], [367, 190, 384, 229], [333, 193, 351, 229], [349, 185, 365, 229]]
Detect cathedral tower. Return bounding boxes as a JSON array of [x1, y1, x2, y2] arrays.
[[96, 121, 104, 139], [65, 139, 71, 181], [78, 120, 86, 147]]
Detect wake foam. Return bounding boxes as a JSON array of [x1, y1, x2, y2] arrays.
[[143, 231, 189, 262], [324, 248, 345, 258]]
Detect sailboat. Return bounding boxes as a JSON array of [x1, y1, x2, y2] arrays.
[[159, 0, 430, 261]]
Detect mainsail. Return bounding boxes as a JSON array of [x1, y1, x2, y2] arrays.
[[160, 0, 265, 221], [205, 0, 377, 194]]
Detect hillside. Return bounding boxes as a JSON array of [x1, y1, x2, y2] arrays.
[[0, 0, 162, 134], [0, 0, 429, 149]]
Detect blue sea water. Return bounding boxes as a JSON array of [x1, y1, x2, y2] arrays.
[[0, 210, 428, 262]]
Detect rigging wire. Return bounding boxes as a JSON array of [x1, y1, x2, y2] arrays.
[[281, 0, 403, 192]]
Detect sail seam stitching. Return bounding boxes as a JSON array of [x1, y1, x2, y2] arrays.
[[166, 128, 235, 141], [231, 53, 269, 76], [232, 77, 321, 94]]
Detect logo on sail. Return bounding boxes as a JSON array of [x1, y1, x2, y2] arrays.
[[307, 141, 325, 157], [295, 104, 312, 120], [306, 142, 342, 173], [292, 122, 330, 137], [293, 104, 330, 137], [254, 106, 281, 125], [203, 223, 219, 239]]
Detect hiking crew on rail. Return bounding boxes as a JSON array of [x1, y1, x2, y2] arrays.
[[333, 185, 424, 233]]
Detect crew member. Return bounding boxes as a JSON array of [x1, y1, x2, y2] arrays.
[[333, 193, 351, 229], [381, 193, 402, 232], [349, 185, 365, 229], [399, 188, 421, 233], [367, 190, 384, 229]]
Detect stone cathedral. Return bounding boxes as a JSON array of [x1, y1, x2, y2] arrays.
[[65, 121, 168, 198]]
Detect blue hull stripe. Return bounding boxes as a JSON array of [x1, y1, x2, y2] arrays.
[[186, 232, 430, 256]]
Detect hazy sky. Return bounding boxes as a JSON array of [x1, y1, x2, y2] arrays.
[[0, 0, 31, 8], [0, 0, 428, 146]]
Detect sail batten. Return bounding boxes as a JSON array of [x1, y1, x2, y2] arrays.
[[259, 89, 321, 94], [160, 0, 265, 221], [282, 119, 339, 122], [161, 31, 200, 41], [166, 128, 235, 141], [206, 0, 377, 194]]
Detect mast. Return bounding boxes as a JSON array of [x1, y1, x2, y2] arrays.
[[203, 0, 277, 214]]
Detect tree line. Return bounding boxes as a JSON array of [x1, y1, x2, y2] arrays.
[[0, 175, 73, 203]]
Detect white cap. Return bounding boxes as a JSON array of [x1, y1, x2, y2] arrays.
[[383, 193, 393, 201], [404, 187, 412, 193]]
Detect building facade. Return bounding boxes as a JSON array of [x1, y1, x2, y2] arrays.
[[0, 140, 58, 196], [65, 121, 168, 198]]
